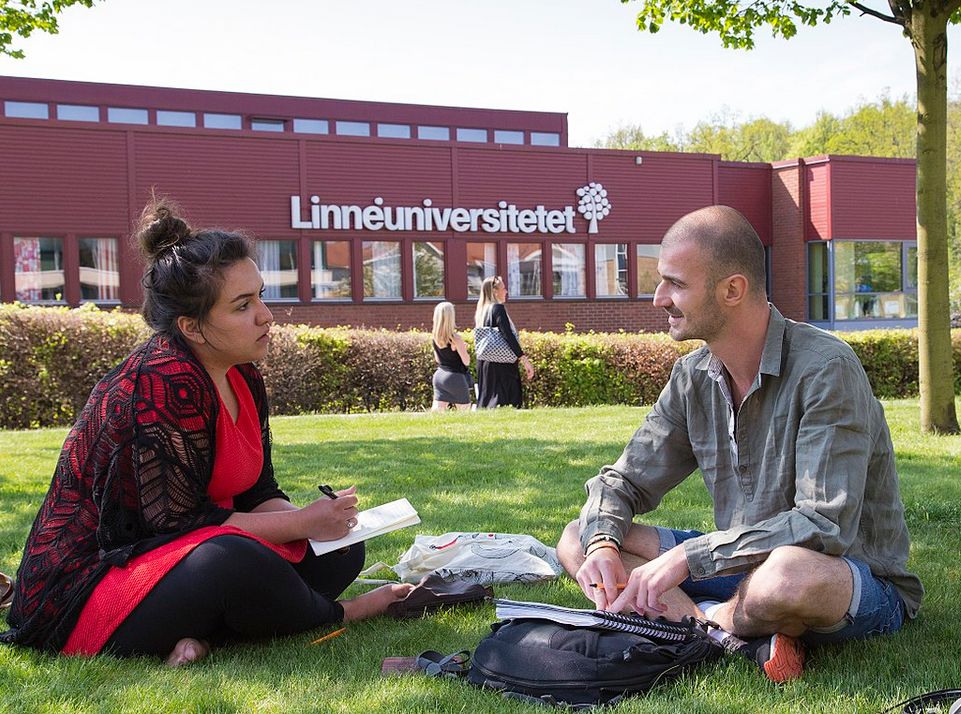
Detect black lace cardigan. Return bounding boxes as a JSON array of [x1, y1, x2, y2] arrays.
[[2, 334, 287, 652]]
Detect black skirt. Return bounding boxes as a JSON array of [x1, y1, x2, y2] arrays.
[[476, 359, 522, 408]]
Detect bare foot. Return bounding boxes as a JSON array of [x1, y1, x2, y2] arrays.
[[340, 583, 415, 622], [165, 637, 210, 667]]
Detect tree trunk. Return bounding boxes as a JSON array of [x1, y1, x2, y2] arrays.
[[910, 6, 960, 434]]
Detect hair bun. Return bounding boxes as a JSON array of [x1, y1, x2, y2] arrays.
[[137, 199, 192, 262]]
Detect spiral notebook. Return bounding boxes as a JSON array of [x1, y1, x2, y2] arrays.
[[309, 498, 420, 556], [494, 599, 693, 641]]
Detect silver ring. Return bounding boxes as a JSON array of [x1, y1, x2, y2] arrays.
[[347, 518, 357, 529]]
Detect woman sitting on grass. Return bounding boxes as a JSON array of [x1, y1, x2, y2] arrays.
[[1, 199, 412, 666], [430, 301, 473, 411]]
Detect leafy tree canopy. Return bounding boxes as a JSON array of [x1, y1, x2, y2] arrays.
[[0, 1, 95, 59], [630, 0, 961, 49], [598, 95, 912, 162]]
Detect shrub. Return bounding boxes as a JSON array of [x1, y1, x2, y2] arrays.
[[341, 329, 434, 412], [0, 304, 148, 429], [842, 329, 919, 398], [503, 330, 696, 407], [0, 305, 959, 429], [259, 326, 352, 414]]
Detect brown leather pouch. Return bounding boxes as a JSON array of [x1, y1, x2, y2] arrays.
[[0, 572, 13, 611], [385, 573, 493, 619]]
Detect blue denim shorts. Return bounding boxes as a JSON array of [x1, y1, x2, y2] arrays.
[[656, 527, 907, 645]]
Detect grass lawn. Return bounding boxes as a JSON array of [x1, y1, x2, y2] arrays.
[[1, 401, 960, 713]]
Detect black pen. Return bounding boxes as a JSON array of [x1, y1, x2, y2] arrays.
[[318, 484, 338, 500]]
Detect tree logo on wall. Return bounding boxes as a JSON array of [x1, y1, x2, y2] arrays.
[[576, 182, 611, 234]]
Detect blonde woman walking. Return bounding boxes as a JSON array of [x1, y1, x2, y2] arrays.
[[431, 302, 472, 411], [474, 276, 533, 408]]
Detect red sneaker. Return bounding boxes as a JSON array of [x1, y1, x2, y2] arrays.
[[715, 630, 805, 683], [741, 633, 805, 683]]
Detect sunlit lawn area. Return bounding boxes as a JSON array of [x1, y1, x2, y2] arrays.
[[1, 401, 959, 713]]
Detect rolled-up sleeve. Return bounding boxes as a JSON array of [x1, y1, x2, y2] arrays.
[[579, 359, 699, 551]]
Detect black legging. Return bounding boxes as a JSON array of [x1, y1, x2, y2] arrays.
[[104, 534, 365, 657]]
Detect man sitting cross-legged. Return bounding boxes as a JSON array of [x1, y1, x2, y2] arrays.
[[557, 205, 923, 682]]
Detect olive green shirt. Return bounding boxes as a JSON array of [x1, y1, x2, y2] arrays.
[[579, 306, 923, 617]]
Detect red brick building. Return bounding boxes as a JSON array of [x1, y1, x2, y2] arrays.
[[0, 76, 918, 332]]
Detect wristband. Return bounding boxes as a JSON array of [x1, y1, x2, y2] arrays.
[[585, 542, 620, 557], [585, 535, 620, 557]]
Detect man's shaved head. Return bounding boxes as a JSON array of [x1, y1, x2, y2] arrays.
[[662, 205, 767, 298]]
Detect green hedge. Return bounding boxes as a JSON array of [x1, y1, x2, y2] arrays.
[[1, 304, 959, 429]]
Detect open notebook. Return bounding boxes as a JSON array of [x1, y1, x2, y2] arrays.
[[309, 498, 420, 556], [494, 599, 694, 641]]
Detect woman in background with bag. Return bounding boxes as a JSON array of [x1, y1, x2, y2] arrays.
[[430, 302, 472, 411], [473, 276, 533, 408]]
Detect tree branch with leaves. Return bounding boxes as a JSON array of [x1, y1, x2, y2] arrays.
[[0, 1, 96, 59]]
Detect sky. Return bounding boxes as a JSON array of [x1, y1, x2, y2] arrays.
[[1, 0, 957, 148]]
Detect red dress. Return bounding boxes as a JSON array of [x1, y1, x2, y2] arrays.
[[62, 367, 306, 656]]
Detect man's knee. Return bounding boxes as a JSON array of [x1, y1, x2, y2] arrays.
[[739, 546, 849, 620], [557, 520, 582, 575]]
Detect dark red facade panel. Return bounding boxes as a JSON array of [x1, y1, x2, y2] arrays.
[[591, 153, 716, 244], [133, 134, 301, 236], [717, 163, 772, 245], [0, 125, 129, 232], [805, 162, 830, 241], [827, 158, 916, 240], [304, 142, 454, 213], [458, 148, 589, 210]]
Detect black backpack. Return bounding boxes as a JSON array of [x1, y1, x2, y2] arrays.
[[464, 617, 722, 708]]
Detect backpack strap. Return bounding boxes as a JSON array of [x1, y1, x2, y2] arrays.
[[882, 689, 961, 714], [416, 649, 471, 678]]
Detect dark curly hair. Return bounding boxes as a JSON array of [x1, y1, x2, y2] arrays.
[[136, 198, 255, 337]]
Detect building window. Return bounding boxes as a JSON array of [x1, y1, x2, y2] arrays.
[[79, 238, 120, 302], [14, 237, 64, 302], [378, 123, 410, 139], [107, 107, 148, 125], [494, 129, 524, 145], [636, 244, 660, 296], [311, 241, 351, 300], [456, 128, 487, 143], [256, 240, 299, 300], [467, 242, 497, 297], [157, 110, 196, 127], [552, 243, 586, 297], [203, 113, 242, 130], [834, 240, 917, 320], [363, 241, 401, 299], [336, 121, 370, 137], [251, 118, 285, 132], [417, 125, 450, 141], [413, 242, 444, 298], [531, 132, 560, 147], [57, 104, 98, 122], [507, 242, 542, 297], [906, 244, 918, 290], [293, 118, 328, 134], [4, 101, 48, 119], [595, 243, 628, 298], [807, 242, 830, 321]]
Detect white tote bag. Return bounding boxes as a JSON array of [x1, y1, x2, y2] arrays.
[[388, 532, 562, 585]]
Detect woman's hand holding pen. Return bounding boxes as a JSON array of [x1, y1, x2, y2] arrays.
[[298, 485, 359, 541]]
